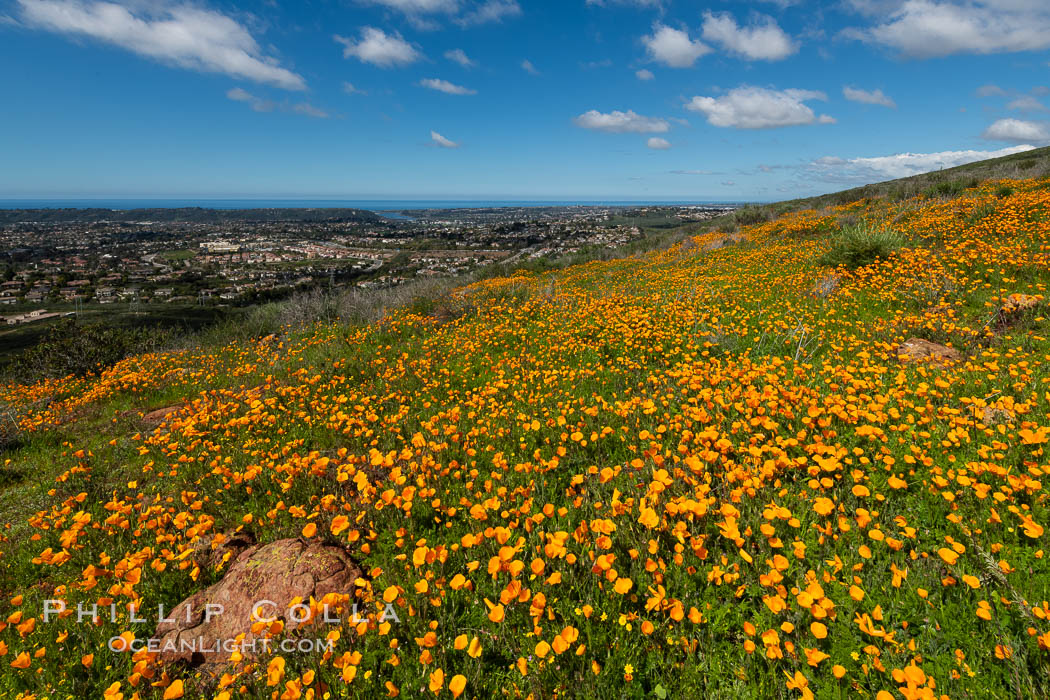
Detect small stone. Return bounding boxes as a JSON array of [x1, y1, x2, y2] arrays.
[[981, 406, 1014, 425], [142, 406, 181, 425], [897, 338, 963, 366], [810, 274, 840, 299]]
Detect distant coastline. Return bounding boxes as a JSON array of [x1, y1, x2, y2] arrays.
[[0, 198, 746, 212]]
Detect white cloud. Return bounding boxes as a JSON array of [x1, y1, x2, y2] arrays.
[[336, 27, 421, 67], [358, 0, 518, 28], [292, 103, 330, 119], [521, 59, 539, 74], [456, 0, 521, 26], [635, 68, 654, 81], [642, 24, 711, 68], [431, 131, 460, 148], [343, 82, 366, 95], [686, 86, 834, 129], [587, 0, 662, 7], [445, 48, 475, 67], [227, 88, 329, 118], [647, 137, 671, 150], [809, 145, 1037, 182], [574, 109, 670, 134], [364, 0, 457, 12], [850, 0, 1050, 58], [227, 87, 273, 112], [227, 87, 254, 102], [365, 0, 455, 12], [982, 118, 1050, 143], [701, 12, 798, 61], [17, 0, 305, 89], [843, 86, 896, 107], [1007, 96, 1047, 112], [419, 78, 477, 95], [976, 84, 1008, 97]]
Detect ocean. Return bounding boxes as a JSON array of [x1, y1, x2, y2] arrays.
[[0, 198, 741, 213]]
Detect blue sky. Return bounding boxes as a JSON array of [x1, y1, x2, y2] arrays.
[[2, 0, 1050, 200]]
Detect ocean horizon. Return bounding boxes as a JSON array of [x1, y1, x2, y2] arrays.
[[0, 198, 745, 212]]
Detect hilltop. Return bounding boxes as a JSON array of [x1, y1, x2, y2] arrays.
[[0, 161, 1049, 699], [781, 144, 1050, 210]]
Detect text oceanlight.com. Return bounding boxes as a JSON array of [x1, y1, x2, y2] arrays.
[[109, 636, 335, 654]]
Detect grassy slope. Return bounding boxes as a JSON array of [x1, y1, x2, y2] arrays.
[[780, 144, 1050, 211], [0, 172, 1049, 699]]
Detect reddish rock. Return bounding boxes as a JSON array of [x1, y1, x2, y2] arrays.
[[897, 338, 963, 366], [152, 538, 363, 666], [142, 405, 181, 425]]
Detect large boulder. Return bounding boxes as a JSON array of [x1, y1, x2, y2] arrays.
[[152, 538, 363, 666], [897, 338, 963, 366]]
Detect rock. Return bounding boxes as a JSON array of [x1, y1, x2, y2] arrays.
[[1002, 293, 1040, 314], [997, 293, 1042, 329], [981, 406, 1015, 426], [192, 529, 256, 571], [897, 338, 963, 366], [810, 274, 840, 300], [142, 405, 181, 425], [152, 538, 363, 666]]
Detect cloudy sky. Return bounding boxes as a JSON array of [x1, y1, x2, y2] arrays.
[[2, 0, 1049, 200]]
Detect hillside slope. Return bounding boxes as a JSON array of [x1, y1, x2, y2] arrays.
[[1, 176, 1049, 698], [781, 144, 1050, 211]]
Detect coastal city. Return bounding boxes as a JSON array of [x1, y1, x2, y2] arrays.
[[0, 203, 730, 329]]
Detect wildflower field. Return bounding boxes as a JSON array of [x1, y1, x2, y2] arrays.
[[1, 177, 1050, 699]]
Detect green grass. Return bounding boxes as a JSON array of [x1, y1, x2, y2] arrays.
[[159, 249, 197, 262], [818, 223, 904, 269]]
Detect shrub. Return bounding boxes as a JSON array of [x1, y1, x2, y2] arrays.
[[996, 185, 1014, 198], [12, 319, 172, 380], [733, 206, 772, 226], [818, 223, 903, 269], [924, 178, 979, 198]]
